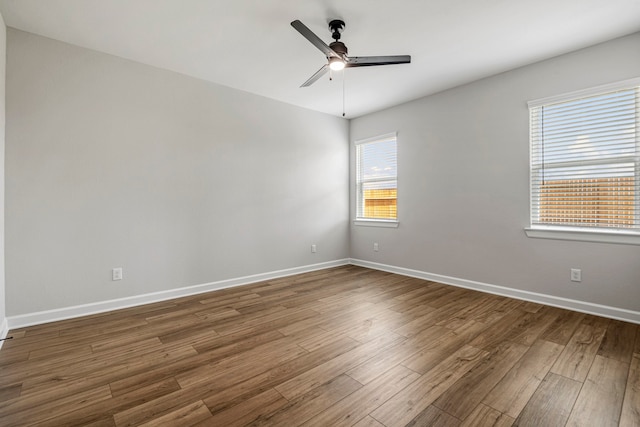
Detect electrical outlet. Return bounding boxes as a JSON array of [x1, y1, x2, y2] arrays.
[[373, 242, 379, 252], [112, 267, 123, 281], [570, 268, 581, 282], [311, 244, 317, 253]]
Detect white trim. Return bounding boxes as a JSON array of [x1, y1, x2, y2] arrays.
[[349, 258, 640, 325], [354, 131, 397, 146], [6, 259, 349, 330], [525, 227, 640, 245], [7, 257, 639, 331], [353, 219, 399, 228], [528, 76, 640, 108], [0, 318, 8, 350]]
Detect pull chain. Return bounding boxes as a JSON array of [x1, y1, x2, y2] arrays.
[[342, 70, 346, 117]]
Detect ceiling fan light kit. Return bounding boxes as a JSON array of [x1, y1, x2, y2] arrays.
[[291, 18, 411, 87], [329, 56, 345, 71]]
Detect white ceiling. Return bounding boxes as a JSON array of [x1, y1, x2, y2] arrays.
[[0, 0, 639, 118]]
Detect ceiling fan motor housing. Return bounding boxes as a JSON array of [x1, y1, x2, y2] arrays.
[[329, 41, 348, 57]]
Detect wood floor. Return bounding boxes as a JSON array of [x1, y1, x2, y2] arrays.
[[0, 266, 639, 426]]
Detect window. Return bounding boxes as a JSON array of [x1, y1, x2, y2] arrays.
[[355, 133, 398, 225], [527, 78, 640, 243]]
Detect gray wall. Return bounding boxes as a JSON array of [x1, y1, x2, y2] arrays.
[[5, 29, 349, 316], [350, 32, 640, 312], [0, 14, 5, 329], [5, 26, 639, 321]]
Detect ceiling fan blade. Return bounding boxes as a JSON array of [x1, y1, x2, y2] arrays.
[[301, 64, 329, 87], [346, 55, 411, 67], [291, 20, 340, 58]]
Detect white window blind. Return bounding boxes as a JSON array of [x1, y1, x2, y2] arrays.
[[356, 133, 398, 221], [529, 79, 640, 233]]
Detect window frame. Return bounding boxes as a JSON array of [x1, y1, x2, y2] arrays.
[[354, 132, 399, 228], [525, 77, 640, 245]]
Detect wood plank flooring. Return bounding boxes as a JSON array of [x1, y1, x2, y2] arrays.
[[0, 265, 638, 426]]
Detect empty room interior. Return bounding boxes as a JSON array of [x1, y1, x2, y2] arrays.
[[0, 1, 639, 426]]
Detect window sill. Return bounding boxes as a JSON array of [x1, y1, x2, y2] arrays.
[[353, 219, 399, 228], [524, 226, 640, 245]]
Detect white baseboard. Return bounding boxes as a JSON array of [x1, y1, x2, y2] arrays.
[[350, 258, 640, 325], [6, 257, 639, 331], [0, 317, 8, 350], [6, 259, 350, 330]]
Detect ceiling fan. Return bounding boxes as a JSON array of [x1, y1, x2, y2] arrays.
[[291, 19, 411, 87]]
